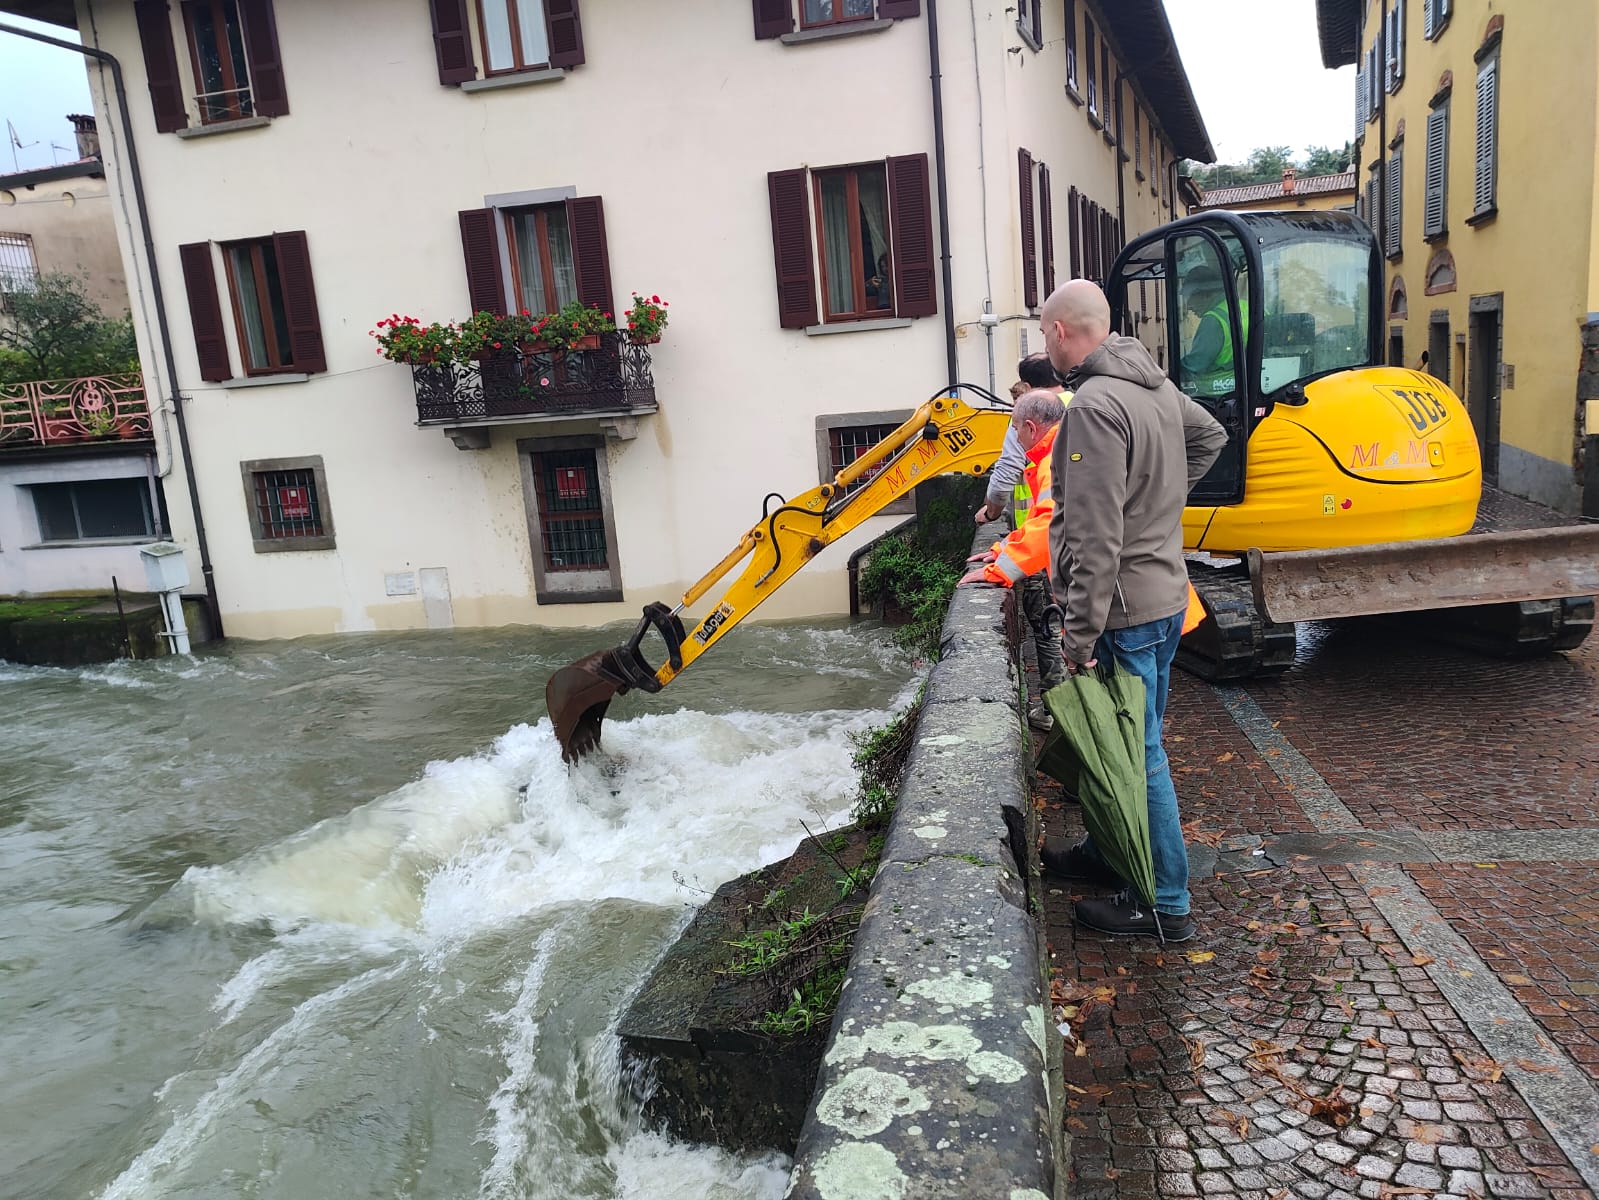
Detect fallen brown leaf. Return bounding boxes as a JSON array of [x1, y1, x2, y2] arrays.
[[1214, 1108, 1249, 1138], [1187, 950, 1216, 963], [1185, 1035, 1206, 1072], [1411, 954, 1435, 967], [1511, 1058, 1560, 1074], [1216, 751, 1235, 763], [1451, 1050, 1504, 1082], [1362, 1036, 1384, 1050]]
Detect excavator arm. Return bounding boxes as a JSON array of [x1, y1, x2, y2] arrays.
[[546, 393, 1013, 761]]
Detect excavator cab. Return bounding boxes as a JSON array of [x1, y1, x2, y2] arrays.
[[1107, 210, 1597, 681], [1107, 210, 1382, 511]]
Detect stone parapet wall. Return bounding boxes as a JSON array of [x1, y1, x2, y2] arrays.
[[786, 523, 1062, 1199]]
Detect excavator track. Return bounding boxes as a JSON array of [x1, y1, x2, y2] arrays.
[[1176, 561, 1297, 683], [1392, 595, 1595, 658]]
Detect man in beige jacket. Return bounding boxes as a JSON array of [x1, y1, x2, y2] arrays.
[[1039, 280, 1228, 943]]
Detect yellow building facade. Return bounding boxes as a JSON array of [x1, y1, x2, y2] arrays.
[[1318, 0, 1599, 516]]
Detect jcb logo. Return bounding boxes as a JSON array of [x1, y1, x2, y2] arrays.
[[941, 427, 975, 455]]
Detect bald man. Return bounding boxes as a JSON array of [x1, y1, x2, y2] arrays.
[[1038, 279, 1227, 943]]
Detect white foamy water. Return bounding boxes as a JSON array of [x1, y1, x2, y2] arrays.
[[103, 674, 912, 1199]]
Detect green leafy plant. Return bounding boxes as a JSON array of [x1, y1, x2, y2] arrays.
[[370, 314, 456, 363], [624, 292, 669, 343], [756, 964, 848, 1037], [858, 533, 960, 657], [849, 694, 922, 828], [530, 300, 615, 352]]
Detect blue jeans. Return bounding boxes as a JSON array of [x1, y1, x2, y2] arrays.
[[1085, 610, 1189, 917]]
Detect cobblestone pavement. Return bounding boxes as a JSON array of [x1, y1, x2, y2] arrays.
[[1035, 611, 1599, 1199]]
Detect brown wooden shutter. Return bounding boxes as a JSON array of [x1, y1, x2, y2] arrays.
[[753, 0, 793, 39], [178, 243, 230, 381], [429, 0, 477, 84], [767, 168, 818, 328], [1018, 149, 1037, 310], [134, 1, 188, 133], [1038, 163, 1055, 297], [237, 0, 289, 116], [1067, 185, 1081, 278], [459, 208, 506, 315], [544, 0, 585, 67], [878, 0, 921, 17], [565, 196, 613, 314], [887, 153, 937, 319], [273, 231, 326, 373]]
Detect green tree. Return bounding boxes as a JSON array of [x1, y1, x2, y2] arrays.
[[1302, 143, 1354, 175], [0, 272, 140, 384], [1245, 145, 1295, 182]]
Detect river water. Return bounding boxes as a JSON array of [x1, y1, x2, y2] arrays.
[[0, 619, 919, 1200]]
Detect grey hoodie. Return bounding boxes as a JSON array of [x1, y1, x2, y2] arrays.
[[1047, 335, 1227, 662]]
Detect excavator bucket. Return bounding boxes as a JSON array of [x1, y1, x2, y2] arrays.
[[1248, 525, 1599, 624], [546, 603, 688, 762], [545, 650, 627, 763]]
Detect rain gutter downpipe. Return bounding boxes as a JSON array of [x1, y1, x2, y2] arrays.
[[0, 21, 222, 637], [1114, 70, 1128, 261], [1376, 0, 1388, 265], [925, 0, 960, 388]]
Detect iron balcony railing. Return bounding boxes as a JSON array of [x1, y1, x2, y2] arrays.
[[411, 332, 658, 427], [0, 373, 152, 450]]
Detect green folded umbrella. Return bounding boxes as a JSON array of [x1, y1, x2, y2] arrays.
[[1033, 662, 1157, 909]]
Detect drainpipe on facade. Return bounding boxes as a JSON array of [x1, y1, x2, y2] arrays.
[[1375, 0, 1388, 267], [1114, 70, 1128, 270], [925, 0, 960, 388], [0, 21, 222, 638]]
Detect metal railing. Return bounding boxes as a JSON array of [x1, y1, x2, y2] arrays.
[[0, 373, 152, 449], [195, 86, 254, 124], [411, 332, 658, 426]]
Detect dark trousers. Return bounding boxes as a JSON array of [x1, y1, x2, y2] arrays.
[[1021, 572, 1066, 691]]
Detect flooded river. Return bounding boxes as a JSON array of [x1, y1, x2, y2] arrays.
[[0, 619, 918, 1199]]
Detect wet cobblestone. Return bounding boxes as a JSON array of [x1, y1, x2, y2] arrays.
[[1407, 863, 1599, 1088], [1030, 566, 1599, 1199]]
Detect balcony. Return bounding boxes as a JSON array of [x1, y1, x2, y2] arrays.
[[411, 333, 658, 445], [0, 374, 153, 452]]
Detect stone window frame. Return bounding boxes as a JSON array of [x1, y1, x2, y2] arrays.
[[239, 454, 336, 553], [815, 410, 915, 516], [517, 432, 623, 604]]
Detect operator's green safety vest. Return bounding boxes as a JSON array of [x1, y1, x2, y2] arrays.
[[1193, 297, 1250, 397]]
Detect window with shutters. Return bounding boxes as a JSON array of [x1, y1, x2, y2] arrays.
[[1424, 0, 1451, 40], [241, 456, 335, 552], [1471, 49, 1499, 221], [1015, 0, 1041, 49], [1384, 147, 1402, 259], [519, 434, 621, 603], [430, 0, 583, 83], [1018, 149, 1037, 310], [222, 239, 295, 373], [801, 0, 872, 27], [183, 0, 254, 122], [815, 164, 896, 321], [30, 478, 157, 543], [1134, 108, 1144, 180], [476, 0, 552, 72], [1423, 101, 1448, 239], [505, 205, 579, 317], [1064, 0, 1078, 96], [1384, 0, 1405, 94], [1085, 18, 1098, 120], [183, 232, 324, 381], [768, 156, 933, 330], [1101, 43, 1115, 141]]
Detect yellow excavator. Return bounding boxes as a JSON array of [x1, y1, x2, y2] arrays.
[[547, 210, 1599, 761]]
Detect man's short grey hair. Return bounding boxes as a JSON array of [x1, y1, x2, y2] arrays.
[[1013, 388, 1065, 428]]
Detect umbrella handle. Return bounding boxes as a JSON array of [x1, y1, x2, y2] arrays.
[[1043, 602, 1065, 643]]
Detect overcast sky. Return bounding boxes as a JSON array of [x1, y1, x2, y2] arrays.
[[0, 3, 1355, 176]]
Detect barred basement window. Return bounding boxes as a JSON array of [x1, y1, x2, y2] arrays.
[[519, 435, 621, 604], [531, 447, 609, 570], [816, 412, 912, 514], [241, 455, 335, 552]]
